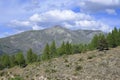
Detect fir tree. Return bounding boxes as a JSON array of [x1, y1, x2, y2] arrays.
[[27, 48, 33, 63], [90, 34, 99, 50], [97, 34, 108, 51], [15, 52, 25, 67], [42, 43, 50, 60], [58, 41, 65, 56], [50, 40, 57, 58], [65, 41, 73, 55], [1, 54, 10, 68]]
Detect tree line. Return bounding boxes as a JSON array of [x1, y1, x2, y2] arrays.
[[0, 27, 120, 70]]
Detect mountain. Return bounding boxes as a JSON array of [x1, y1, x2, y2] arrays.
[[0, 26, 102, 54]]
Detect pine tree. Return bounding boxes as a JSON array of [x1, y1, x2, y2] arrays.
[[72, 44, 81, 53], [42, 43, 50, 60], [118, 29, 120, 45], [27, 48, 33, 63], [107, 33, 114, 47], [32, 53, 37, 62], [50, 40, 57, 58], [90, 34, 99, 50], [79, 44, 88, 53], [65, 41, 73, 55], [58, 41, 66, 56], [10, 55, 16, 67], [1, 54, 10, 68], [15, 52, 25, 67], [107, 27, 119, 48], [112, 27, 118, 47], [97, 34, 108, 51]]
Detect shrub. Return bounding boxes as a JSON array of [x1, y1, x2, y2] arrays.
[[75, 65, 82, 71], [9, 76, 24, 80]]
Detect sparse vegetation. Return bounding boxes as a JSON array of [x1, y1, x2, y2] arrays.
[[9, 76, 24, 80], [75, 65, 83, 71]]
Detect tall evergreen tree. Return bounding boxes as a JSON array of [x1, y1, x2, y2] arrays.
[[65, 41, 73, 55], [32, 53, 37, 62], [42, 43, 50, 60], [15, 52, 25, 67], [27, 48, 37, 63], [97, 34, 108, 51], [10, 55, 16, 67], [107, 33, 114, 47], [1, 54, 10, 68], [58, 41, 66, 56], [118, 29, 120, 45], [72, 44, 81, 53], [107, 27, 119, 48], [90, 34, 99, 50], [112, 27, 118, 47], [27, 48, 33, 63], [50, 40, 57, 58]]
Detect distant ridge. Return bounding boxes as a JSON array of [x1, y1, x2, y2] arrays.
[[0, 26, 102, 54]]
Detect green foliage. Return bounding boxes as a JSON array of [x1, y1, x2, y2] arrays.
[[10, 55, 16, 67], [9, 76, 24, 80], [90, 34, 99, 50], [27, 48, 33, 63], [72, 44, 81, 53], [15, 52, 25, 67], [107, 27, 119, 48], [57, 42, 66, 56], [79, 44, 88, 53], [1, 54, 10, 68], [65, 41, 73, 55], [42, 43, 50, 60], [75, 65, 82, 71], [50, 40, 57, 58], [97, 34, 108, 51], [27, 48, 37, 63]]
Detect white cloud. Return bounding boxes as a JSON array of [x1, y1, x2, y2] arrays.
[[9, 9, 112, 32], [80, 0, 120, 14], [75, 20, 112, 32], [30, 10, 92, 22], [90, 0, 120, 5], [32, 24, 44, 30], [10, 20, 31, 27], [106, 9, 117, 15], [30, 13, 41, 22]]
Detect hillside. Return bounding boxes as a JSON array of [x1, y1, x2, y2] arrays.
[[0, 47, 120, 80], [0, 26, 102, 55]]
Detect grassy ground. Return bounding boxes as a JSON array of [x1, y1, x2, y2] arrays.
[[0, 47, 120, 80]]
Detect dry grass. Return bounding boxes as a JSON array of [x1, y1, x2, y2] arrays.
[[0, 47, 120, 80]]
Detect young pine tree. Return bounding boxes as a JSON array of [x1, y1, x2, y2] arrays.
[[65, 41, 73, 55], [1, 54, 10, 68], [50, 40, 57, 58], [97, 34, 108, 51], [27, 48, 33, 63], [90, 34, 99, 50], [42, 43, 50, 60], [15, 52, 25, 67], [58, 41, 66, 56], [107, 27, 119, 48]]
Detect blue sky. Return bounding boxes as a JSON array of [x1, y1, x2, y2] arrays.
[[0, 0, 120, 38]]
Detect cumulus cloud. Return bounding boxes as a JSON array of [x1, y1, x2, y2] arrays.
[[79, 0, 120, 14], [9, 20, 32, 30], [106, 9, 117, 15], [30, 10, 92, 22], [9, 9, 112, 32], [30, 13, 42, 22], [75, 20, 112, 32]]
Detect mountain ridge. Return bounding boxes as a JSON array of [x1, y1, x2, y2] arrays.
[[0, 26, 103, 55]]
